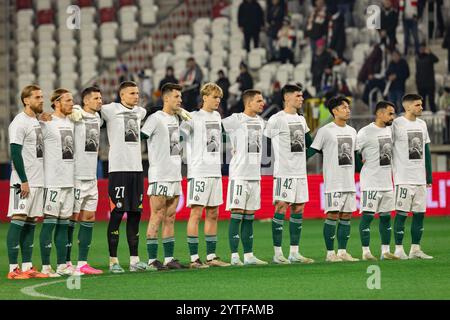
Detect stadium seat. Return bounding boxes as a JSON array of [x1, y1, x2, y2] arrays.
[[153, 68, 166, 89], [80, 27, 97, 42], [59, 60, 77, 74], [80, 7, 96, 25], [254, 81, 271, 96], [152, 52, 173, 69], [35, 0, 52, 11], [17, 9, 34, 28], [58, 28, 77, 43], [17, 0, 32, 10], [138, 0, 154, 7], [193, 18, 211, 37], [98, 0, 114, 9], [248, 51, 262, 69], [193, 50, 209, 67], [228, 54, 243, 70], [37, 9, 54, 24], [276, 69, 290, 87], [17, 26, 34, 42], [17, 58, 34, 74], [78, 0, 94, 7], [100, 39, 118, 58], [120, 0, 136, 7], [119, 5, 137, 24], [37, 24, 55, 42], [100, 22, 118, 40], [38, 63, 56, 75], [228, 68, 240, 84], [100, 8, 116, 23], [192, 35, 210, 52], [140, 5, 158, 25], [210, 55, 225, 70], [120, 22, 139, 41]]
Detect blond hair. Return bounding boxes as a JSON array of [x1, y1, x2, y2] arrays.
[[50, 88, 71, 109], [200, 83, 223, 98], [20, 85, 41, 106]]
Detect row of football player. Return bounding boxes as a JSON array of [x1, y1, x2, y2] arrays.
[[5, 81, 432, 279]]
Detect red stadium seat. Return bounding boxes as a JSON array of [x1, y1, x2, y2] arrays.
[[100, 7, 116, 23], [78, 0, 94, 7], [16, 0, 32, 10], [37, 9, 54, 25], [119, 0, 136, 7]]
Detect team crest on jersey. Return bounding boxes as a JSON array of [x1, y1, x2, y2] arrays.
[[194, 195, 200, 201], [46, 205, 52, 211], [368, 203, 373, 208], [398, 201, 402, 206], [19, 203, 26, 210], [282, 192, 287, 198], [116, 201, 122, 209], [333, 201, 339, 206], [234, 199, 240, 204]]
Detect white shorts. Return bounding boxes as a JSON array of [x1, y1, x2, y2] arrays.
[[395, 185, 427, 213], [43, 187, 75, 219], [73, 179, 98, 213], [148, 181, 181, 198], [187, 177, 223, 208], [360, 190, 395, 213], [8, 186, 44, 218], [324, 192, 357, 213], [273, 177, 309, 204], [226, 179, 260, 211]]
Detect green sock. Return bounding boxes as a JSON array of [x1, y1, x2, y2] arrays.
[[379, 213, 392, 245], [411, 212, 425, 244], [146, 238, 158, 260], [20, 221, 36, 264], [40, 218, 57, 265], [241, 214, 254, 254], [7, 220, 25, 265], [228, 212, 243, 253], [289, 213, 303, 246], [205, 235, 217, 256], [162, 237, 175, 258], [359, 212, 374, 247], [66, 220, 76, 262], [187, 236, 199, 256], [337, 219, 351, 250], [54, 219, 69, 265], [394, 211, 408, 245], [323, 219, 337, 251], [272, 212, 284, 247], [78, 221, 94, 262]]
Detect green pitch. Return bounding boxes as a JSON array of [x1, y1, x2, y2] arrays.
[[0, 216, 449, 300]]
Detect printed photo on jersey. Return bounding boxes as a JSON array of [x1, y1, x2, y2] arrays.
[[85, 122, 100, 152], [123, 114, 139, 142], [247, 124, 262, 154], [60, 129, 74, 160], [169, 125, 181, 156], [289, 123, 304, 152], [378, 137, 392, 166], [35, 127, 43, 158], [408, 131, 423, 160], [206, 122, 220, 153], [337, 136, 353, 166]]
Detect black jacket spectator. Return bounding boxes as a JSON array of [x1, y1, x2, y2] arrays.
[[238, 0, 265, 51], [416, 47, 439, 112], [443, 25, 450, 73], [311, 44, 334, 93], [267, 0, 286, 38], [380, 1, 399, 50], [327, 7, 346, 59], [237, 63, 254, 92], [216, 71, 230, 116], [385, 56, 409, 92]]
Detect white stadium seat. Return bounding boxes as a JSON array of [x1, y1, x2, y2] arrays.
[[140, 5, 158, 25]]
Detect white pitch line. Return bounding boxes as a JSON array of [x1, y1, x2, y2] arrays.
[[20, 279, 84, 300]]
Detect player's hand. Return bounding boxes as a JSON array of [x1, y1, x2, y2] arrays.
[[68, 108, 83, 122], [38, 112, 52, 122], [176, 108, 192, 121], [20, 182, 30, 199]]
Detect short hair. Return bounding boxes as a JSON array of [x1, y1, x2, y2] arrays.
[[242, 89, 262, 106], [281, 84, 303, 102], [325, 95, 350, 117], [20, 85, 41, 106], [374, 100, 396, 114], [161, 83, 182, 97], [402, 93, 423, 104], [81, 86, 101, 106], [118, 81, 138, 94], [200, 83, 223, 98], [50, 88, 71, 109]]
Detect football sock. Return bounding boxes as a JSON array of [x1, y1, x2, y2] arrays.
[[241, 214, 254, 254], [228, 212, 242, 253], [107, 209, 124, 257], [126, 212, 141, 257], [146, 238, 158, 260], [411, 212, 425, 245], [323, 219, 337, 251], [54, 219, 69, 265], [289, 213, 303, 246], [187, 236, 199, 257], [394, 211, 408, 245], [359, 212, 374, 247], [20, 221, 35, 265], [271, 212, 284, 247], [78, 221, 94, 262], [379, 212, 392, 246], [337, 219, 351, 250], [205, 234, 217, 256], [7, 220, 24, 265], [162, 237, 175, 259], [66, 220, 76, 262], [40, 218, 57, 265]]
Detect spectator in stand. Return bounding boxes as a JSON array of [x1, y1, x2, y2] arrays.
[[416, 44, 439, 113], [335, 0, 355, 27], [180, 57, 204, 111], [305, 0, 328, 54], [443, 24, 450, 73], [159, 66, 178, 91], [359, 42, 388, 106], [277, 16, 296, 64], [269, 81, 283, 108], [385, 49, 410, 113], [267, 0, 286, 61], [380, 0, 399, 51], [327, 4, 346, 60], [236, 62, 254, 93], [400, 0, 420, 56], [238, 0, 265, 52], [311, 38, 334, 94], [216, 70, 230, 116], [438, 87, 450, 112]]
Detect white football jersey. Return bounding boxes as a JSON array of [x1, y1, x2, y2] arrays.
[[264, 110, 310, 179], [141, 111, 182, 183], [8, 112, 44, 187], [222, 113, 266, 181], [41, 115, 75, 188], [101, 102, 146, 173], [357, 123, 393, 191], [180, 109, 222, 179], [392, 116, 430, 185], [311, 122, 358, 193]]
